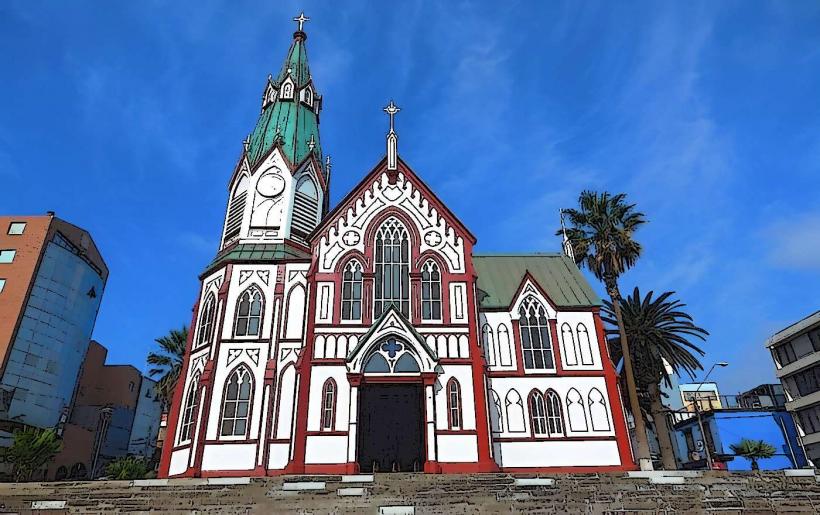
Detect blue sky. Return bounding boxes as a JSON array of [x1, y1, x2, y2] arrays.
[[1, 1, 819, 393]]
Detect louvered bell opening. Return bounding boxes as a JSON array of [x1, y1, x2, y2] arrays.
[[223, 191, 248, 242], [292, 191, 318, 239]]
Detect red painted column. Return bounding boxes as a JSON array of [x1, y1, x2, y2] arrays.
[[190, 265, 234, 476], [548, 318, 564, 373], [158, 295, 201, 478], [288, 269, 320, 473], [594, 310, 636, 470], [464, 261, 498, 472]]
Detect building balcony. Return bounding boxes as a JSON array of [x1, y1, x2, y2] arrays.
[[785, 390, 820, 412], [777, 351, 820, 379]]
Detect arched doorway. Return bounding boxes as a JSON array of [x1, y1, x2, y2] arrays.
[[356, 337, 425, 472]]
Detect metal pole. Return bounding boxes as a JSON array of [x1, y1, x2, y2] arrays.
[[694, 401, 713, 469], [692, 362, 726, 470]]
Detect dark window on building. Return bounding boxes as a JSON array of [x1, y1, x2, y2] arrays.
[[197, 294, 217, 345], [180, 375, 200, 442], [421, 260, 442, 321], [374, 217, 409, 318], [788, 364, 820, 398], [518, 297, 554, 370], [447, 378, 462, 430], [529, 390, 547, 435], [798, 405, 820, 435], [220, 366, 253, 437], [321, 379, 336, 431], [341, 261, 363, 321], [235, 287, 263, 337]]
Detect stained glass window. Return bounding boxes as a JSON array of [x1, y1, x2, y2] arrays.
[[235, 287, 263, 337], [448, 379, 462, 429], [529, 390, 548, 435], [374, 218, 409, 318], [321, 379, 336, 431], [546, 390, 564, 435], [198, 294, 216, 346], [179, 374, 200, 442], [421, 260, 441, 320], [519, 297, 554, 370], [341, 261, 363, 320]]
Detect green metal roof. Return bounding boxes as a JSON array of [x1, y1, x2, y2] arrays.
[[473, 253, 602, 309], [201, 243, 311, 278], [246, 32, 323, 171]]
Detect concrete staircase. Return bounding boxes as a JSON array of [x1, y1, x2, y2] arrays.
[[1, 471, 820, 514]]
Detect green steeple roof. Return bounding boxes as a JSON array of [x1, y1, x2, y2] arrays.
[[246, 30, 323, 173]]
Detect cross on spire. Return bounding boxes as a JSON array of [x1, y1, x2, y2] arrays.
[[383, 100, 400, 133], [384, 100, 401, 172], [293, 12, 310, 32], [307, 134, 316, 151]]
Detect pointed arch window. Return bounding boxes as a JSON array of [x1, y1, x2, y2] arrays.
[[292, 175, 319, 239], [546, 390, 564, 435], [518, 297, 554, 370], [421, 260, 442, 320], [447, 378, 462, 429], [561, 323, 578, 366], [341, 260, 363, 321], [490, 390, 504, 432], [505, 389, 526, 432], [220, 366, 253, 437], [235, 287, 263, 337], [529, 390, 548, 436], [302, 86, 313, 106], [320, 379, 336, 431], [566, 388, 589, 432], [577, 324, 594, 365], [223, 175, 249, 244], [374, 217, 409, 318], [179, 374, 200, 443], [482, 324, 496, 366], [588, 388, 611, 431], [282, 81, 293, 99], [497, 324, 513, 366], [197, 294, 217, 347]]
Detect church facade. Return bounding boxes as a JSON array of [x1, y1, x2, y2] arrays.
[[159, 16, 634, 478]]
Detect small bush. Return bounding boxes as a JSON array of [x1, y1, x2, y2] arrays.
[[105, 456, 149, 480]]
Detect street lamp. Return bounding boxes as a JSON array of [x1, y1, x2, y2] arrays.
[[694, 361, 729, 470]]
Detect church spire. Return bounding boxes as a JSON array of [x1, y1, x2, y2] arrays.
[[245, 13, 323, 175], [560, 209, 576, 263], [384, 100, 400, 171]]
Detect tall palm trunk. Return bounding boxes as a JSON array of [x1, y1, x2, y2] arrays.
[[648, 382, 677, 469], [607, 278, 653, 470]]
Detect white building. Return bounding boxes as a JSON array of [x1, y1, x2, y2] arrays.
[[159, 15, 634, 477]]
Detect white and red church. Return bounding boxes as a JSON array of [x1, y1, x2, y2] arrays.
[[159, 15, 635, 478]]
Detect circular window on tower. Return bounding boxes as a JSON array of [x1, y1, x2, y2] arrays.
[[256, 170, 286, 198]]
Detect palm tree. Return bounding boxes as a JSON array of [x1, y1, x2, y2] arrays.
[[147, 326, 189, 409], [560, 191, 651, 468], [730, 438, 776, 471], [603, 287, 708, 469]]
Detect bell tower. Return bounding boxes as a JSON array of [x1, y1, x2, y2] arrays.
[[219, 12, 327, 249]]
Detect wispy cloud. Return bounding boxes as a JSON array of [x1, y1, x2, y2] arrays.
[[764, 211, 820, 271]]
